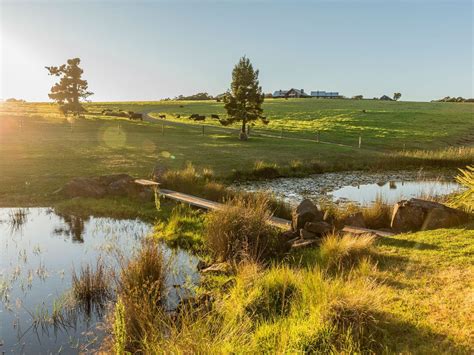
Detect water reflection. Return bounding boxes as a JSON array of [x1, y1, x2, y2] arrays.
[[0, 208, 199, 354], [232, 170, 461, 206], [55, 214, 88, 243]]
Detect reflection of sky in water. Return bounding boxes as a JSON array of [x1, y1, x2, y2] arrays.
[[0, 208, 198, 354], [329, 181, 461, 205]]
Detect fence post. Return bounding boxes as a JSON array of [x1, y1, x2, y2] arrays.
[[358, 135, 362, 149], [202, 125, 205, 135]]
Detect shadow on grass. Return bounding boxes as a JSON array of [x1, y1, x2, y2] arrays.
[[379, 236, 439, 250], [375, 310, 471, 354]]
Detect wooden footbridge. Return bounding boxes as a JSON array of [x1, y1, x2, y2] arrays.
[[135, 179, 291, 229], [135, 179, 394, 237]]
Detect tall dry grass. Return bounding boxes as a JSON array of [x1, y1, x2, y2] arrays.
[[114, 238, 167, 352], [205, 195, 284, 263], [160, 163, 292, 219], [319, 233, 376, 273]]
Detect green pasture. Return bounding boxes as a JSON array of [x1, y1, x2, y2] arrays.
[[0, 100, 472, 205]]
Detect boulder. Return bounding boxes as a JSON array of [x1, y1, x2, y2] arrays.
[[300, 228, 317, 239], [342, 212, 366, 228], [59, 174, 154, 201], [304, 221, 332, 236], [292, 199, 323, 231], [106, 175, 136, 196], [391, 198, 470, 232], [60, 177, 106, 198]]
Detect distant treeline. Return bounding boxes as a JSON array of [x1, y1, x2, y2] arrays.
[[431, 96, 474, 103], [5, 98, 26, 103], [174, 92, 215, 101]]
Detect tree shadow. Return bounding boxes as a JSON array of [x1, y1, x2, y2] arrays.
[[379, 236, 438, 250], [373, 310, 471, 354]]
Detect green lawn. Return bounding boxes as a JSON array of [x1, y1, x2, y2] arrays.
[[132, 98, 474, 151], [0, 100, 472, 206]]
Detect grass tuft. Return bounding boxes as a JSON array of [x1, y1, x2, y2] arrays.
[[71, 259, 111, 314], [319, 233, 375, 273], [205, 195, 283, 262]]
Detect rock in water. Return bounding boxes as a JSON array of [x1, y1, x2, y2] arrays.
[[292, 199, 323, 231], [391, 198, 470, 232]]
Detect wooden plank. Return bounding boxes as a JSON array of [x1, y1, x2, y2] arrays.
[[342, 226, 394, 237], [159, 188, 291, 229], [135, 179, 160, 186]]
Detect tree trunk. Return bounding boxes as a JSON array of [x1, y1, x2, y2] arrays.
[[239, 118, 248, 140]]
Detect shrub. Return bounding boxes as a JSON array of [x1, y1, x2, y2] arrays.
[[319, 233, 375, 273], [451, 165, 474, 213], [205, 195, 283, 262]]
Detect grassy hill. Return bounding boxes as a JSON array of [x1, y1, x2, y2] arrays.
[[0, 100, 472, 205]]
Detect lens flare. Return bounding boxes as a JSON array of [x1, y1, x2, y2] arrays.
[[101, 126, 126, 149]]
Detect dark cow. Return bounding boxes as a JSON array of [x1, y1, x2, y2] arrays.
[[176, 114, 181, 118], [159, 114, 166, 119], [189, 114, 199, 120], [194, 115, 206, 121], [129, 113, 143, 121], [210, 114, 220, 119]]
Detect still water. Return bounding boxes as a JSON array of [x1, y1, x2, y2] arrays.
[[0, 208, 198, 354], [233, 170, 461, 206]]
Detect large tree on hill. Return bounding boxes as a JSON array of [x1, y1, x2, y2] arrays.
[[46, 58, 93, 116], [222, 56, 267, 140]]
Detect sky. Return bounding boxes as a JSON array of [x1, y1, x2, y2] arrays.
[[1, 0, 472, 102]]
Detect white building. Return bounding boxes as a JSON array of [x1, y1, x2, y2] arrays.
[[310, 91, 340, 98]]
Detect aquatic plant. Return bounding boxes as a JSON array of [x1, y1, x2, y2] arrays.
[[72, 259, 112, 315], [8, 208, 28, 233]]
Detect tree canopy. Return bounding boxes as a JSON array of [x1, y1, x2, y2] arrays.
[[222, 57, 266, 140], [393, 92, 402, 101], [46, 58, 93, 116]]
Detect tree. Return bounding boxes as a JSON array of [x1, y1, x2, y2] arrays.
[[222, 56, 266, 140], [46, 58, 93, 116], [393, 92, 402, 101]]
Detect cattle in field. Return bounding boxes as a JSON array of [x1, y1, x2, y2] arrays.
[[129, 113, 143, 121], [159, 114, 166, 119], [194, 115, 205, 121], [176, 114, 181, 118], [211, 114, 219, 119], [189, 114, 199, 120]]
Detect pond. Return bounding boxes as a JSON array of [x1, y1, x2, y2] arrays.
[[233, 170, 461, 206], [0, 208, 199, 354]]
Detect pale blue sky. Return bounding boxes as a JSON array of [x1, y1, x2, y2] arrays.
[[1, 0, 472, 102]]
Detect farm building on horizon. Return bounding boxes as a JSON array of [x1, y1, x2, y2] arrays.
[[310, 90, 340, 98], [272, 88, 340, 98], [273, 88, 309, 98]]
